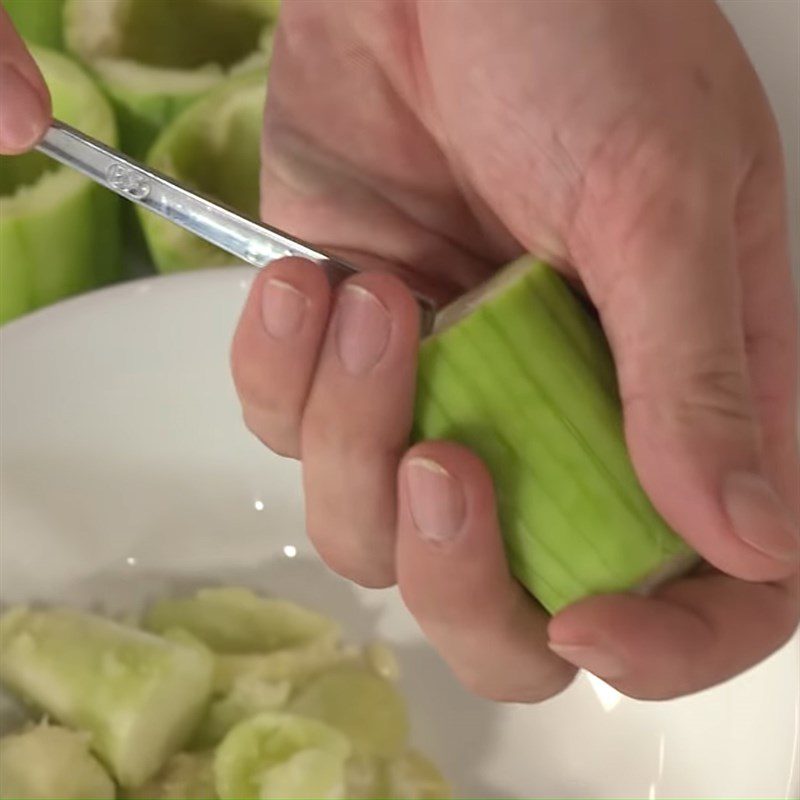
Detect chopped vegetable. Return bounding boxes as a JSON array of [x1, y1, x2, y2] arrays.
[[122, 751, 216, 800], [213, 631, 349, 694], [344, 751, 452, 800], [0, 723, 115, 800], [145, 586, 338, 654], [364, 642, 401, 682], [213, 712, 351, 800], [258, 748, 348, 800], [192, 675, 291, 748], [344, 754, 389, 800], [414, 256, 697, 612], [289, 666, 409, 758], [0, 607, 214, 787], [387, 750, 452, 800], [0, 588, 450, 798]]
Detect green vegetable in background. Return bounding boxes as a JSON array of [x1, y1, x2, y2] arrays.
[[0, 724, 115, 800], [3, 0, 65, 50], [123, 751, 216, 800], [414, 256, 697, 614], [63, 0, 278, 156], [0, 607, 214, 787], [139, 71, 266, 273], [0, 45, 121, 325]]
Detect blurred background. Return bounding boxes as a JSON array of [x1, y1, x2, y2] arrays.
[[0, 0, 797, 327], [0, 0, 278, 324]]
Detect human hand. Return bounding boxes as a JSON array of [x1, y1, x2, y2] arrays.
[[0, 4, 50, 154], [232, 0, 799, 701]]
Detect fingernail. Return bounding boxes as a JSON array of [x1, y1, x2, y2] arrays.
[[723, 471, 800, 563], [406, 457, 466, 542], [261, 278, 307, 339], [0, 64, 48, 151], [335, 284, 390, 376], [548, 642, 626, 679]]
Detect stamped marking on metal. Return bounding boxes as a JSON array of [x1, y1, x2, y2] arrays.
[[106, 163, 151, 200]]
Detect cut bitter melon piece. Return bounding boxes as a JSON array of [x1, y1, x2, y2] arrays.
[[0, 606, 214, 787], [343, 751, 451, 800], [213, 712, 351, 800], [139, 71, 266, 272], [63, 0, 278, 154], [386, 750, 452, 800], [343, 754, 389, 800], [0, 45, 120, 324], [192, 674, 291, 748], [414, 256, 697, 613], [144, 586, 339, 654], [122, 751, 217, 800], [288, 666, 410, 758], [0, 723, 115, 800], [213, 631, 349, 694]]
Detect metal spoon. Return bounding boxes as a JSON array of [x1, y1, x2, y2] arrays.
[[35, 119, 437, 336]]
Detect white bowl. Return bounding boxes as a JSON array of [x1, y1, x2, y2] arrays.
[[1, 268, 797, 799]]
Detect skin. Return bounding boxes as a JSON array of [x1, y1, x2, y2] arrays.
[[3, 0, 798, 703]]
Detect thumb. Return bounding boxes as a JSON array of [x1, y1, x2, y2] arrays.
[[585, 179, 799, 581], [0, 5, 50, 154]]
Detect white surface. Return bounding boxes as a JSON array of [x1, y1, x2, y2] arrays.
[[1, 269, 798, 799]]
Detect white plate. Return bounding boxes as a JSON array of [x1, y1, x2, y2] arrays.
[[1, 268, 798, 799]]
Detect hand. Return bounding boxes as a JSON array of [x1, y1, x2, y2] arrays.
[[0, 5, 50, 155], [232, 0, 799, 701]]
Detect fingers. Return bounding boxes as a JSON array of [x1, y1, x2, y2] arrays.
[[397, 441, 576, 702], [553, 154, 800, 704], [301, 271, 419, 587], [231, 258, 332, 458], [585, 169, 799, 582], [0, 5, 50, 154], [549, 569, 799, 700], [233, 262, 419, 588]]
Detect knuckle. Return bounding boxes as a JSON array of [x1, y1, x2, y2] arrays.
[[231, 328, 307, 423], [233, 358, 284, 416], [309, 533, 395, 589], [241, 407, 299, 458], [303, 412, 401, 467], [576, 119, 735, 273], [241, 407, 266, 438], [455, 661, 575, 704], [305, 511, 396, 589], [621, 352, 755, 433]]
